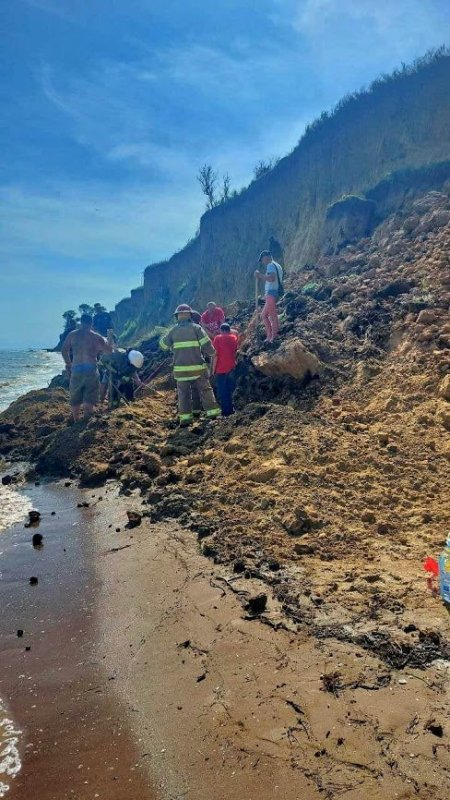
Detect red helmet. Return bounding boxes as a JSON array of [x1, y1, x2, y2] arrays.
[[174, 304, 192, 315]]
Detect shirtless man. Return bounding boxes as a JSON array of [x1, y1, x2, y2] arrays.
[[61, 314, 111, 421]]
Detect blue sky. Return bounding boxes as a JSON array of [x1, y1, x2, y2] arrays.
[[1, 0, 449, 348]]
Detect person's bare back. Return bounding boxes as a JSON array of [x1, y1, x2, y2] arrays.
[[62, 327, 109, 367]]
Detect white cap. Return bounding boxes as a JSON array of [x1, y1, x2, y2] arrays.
[[128, 349, 144, 368]]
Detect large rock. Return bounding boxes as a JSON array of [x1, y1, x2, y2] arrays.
[[439, 375, 450, 402], [319, 195, 376, 256], [252, 339, 322, 381]]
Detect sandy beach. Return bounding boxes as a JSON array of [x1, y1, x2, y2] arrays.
[[0, 470, 449, 800]]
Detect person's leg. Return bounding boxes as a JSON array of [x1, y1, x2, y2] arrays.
[[215, 373, 226, 415], [71, 405, 81, 422], [69, 373, 83, 422], [195, 374, 221, 419], [224, 369, 236, 415], [176, 380, 194, 426], [191, 381, 202, 418], [99, 371, 108, 404], [266, 294, 279, 339], [82, 372, 100, 416], [261, 297, 273, 341]]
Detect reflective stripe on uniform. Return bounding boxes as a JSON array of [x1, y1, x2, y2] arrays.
[[179, 413, 193, 421], [174, 375, 202, 382], [173, 364, 207, 372], [173, 340, 201, 349], [199, 336, 210, 346], [206, 408, 221, 417]]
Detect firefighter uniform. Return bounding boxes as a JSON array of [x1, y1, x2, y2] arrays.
[[160, 311, 221, 425]]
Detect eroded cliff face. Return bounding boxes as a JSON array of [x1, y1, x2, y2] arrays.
[[113, 53, 450, 342]]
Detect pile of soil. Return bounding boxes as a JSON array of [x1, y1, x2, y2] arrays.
[[1, 189, 449, 795]]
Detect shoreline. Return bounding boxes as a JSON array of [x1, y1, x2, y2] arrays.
[[0, 478, 155, 800], [0, 462, 449, 799]]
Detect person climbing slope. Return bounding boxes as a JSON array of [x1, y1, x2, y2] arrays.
[[160, 305, 221, 426], [254, 250, 283, 343], [212, 323, 238, 416]]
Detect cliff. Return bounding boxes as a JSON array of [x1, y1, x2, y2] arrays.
[[113, 49, 450, 342]]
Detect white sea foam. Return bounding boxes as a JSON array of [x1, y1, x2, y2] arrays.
[[0, 702, 22, 797], [0, 486, 32, 532]]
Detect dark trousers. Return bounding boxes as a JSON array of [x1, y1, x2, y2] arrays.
[[215, 370, 235, 416]]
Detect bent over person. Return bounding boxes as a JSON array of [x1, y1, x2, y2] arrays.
[[61, 314, 111, 421], [160, 304, 221, 427]]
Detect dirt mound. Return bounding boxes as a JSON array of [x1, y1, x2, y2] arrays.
[[1, 191, 449, 641]]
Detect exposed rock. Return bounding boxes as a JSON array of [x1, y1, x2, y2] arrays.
[[283, 506, 319, 536], [246, 594, 268, 616], [126, 510, 142, 528], [438, 406, 450, 431], [320, 195, 376, 255], [140, 452, 162, 477], [439, 375, 450, 401], [252, 338, 322, 381], [79, 462, 112, 487], [294, 542, 316, 555], [247, 465, 278, 483]]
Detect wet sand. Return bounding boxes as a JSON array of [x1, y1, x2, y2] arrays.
[[0, 481, 155, 800], [95, 492, 450, 800]]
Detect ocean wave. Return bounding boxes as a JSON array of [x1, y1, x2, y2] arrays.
[[0, 700, 22, 797], [0, 487, 32, 532]]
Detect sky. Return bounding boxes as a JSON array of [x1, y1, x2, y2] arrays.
[[0, 1, 449, 348]]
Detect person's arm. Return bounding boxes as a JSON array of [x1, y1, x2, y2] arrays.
[[96, 334, 112, 356], [254, 269, 275, 282], [218, 308, 225, 324], [198, 326, 215, 359], [160, 329, 173, 351], [210, 337, 219, 374], [61, 333, 73, 373]]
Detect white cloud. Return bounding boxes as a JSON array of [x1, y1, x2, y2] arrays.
[[0, 181, 202, 265], [274, 0, 450, 66]]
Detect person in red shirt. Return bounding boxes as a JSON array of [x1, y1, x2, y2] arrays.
[[212, 323, 238, 416], [201, 302, 225, 338]]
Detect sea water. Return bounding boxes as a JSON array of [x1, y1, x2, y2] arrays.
[[0, 352, 62, 791], [0, 350, 62, 414]]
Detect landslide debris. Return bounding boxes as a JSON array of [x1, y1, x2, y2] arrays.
[[1, 189, 450, 661]]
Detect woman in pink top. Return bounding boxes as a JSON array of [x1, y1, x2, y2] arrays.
[[200, 301, 225, 338]]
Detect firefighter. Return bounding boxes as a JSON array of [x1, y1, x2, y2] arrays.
[[160, 304, 221, 427]]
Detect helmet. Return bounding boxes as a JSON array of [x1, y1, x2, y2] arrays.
[[174, 304, 192, 315], [128, 349, 144, 368]]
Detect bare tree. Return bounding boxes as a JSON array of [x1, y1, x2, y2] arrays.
[[197, 164, 218, 209], [253, 158, 278, 180], [221, 173, 231, 203]]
